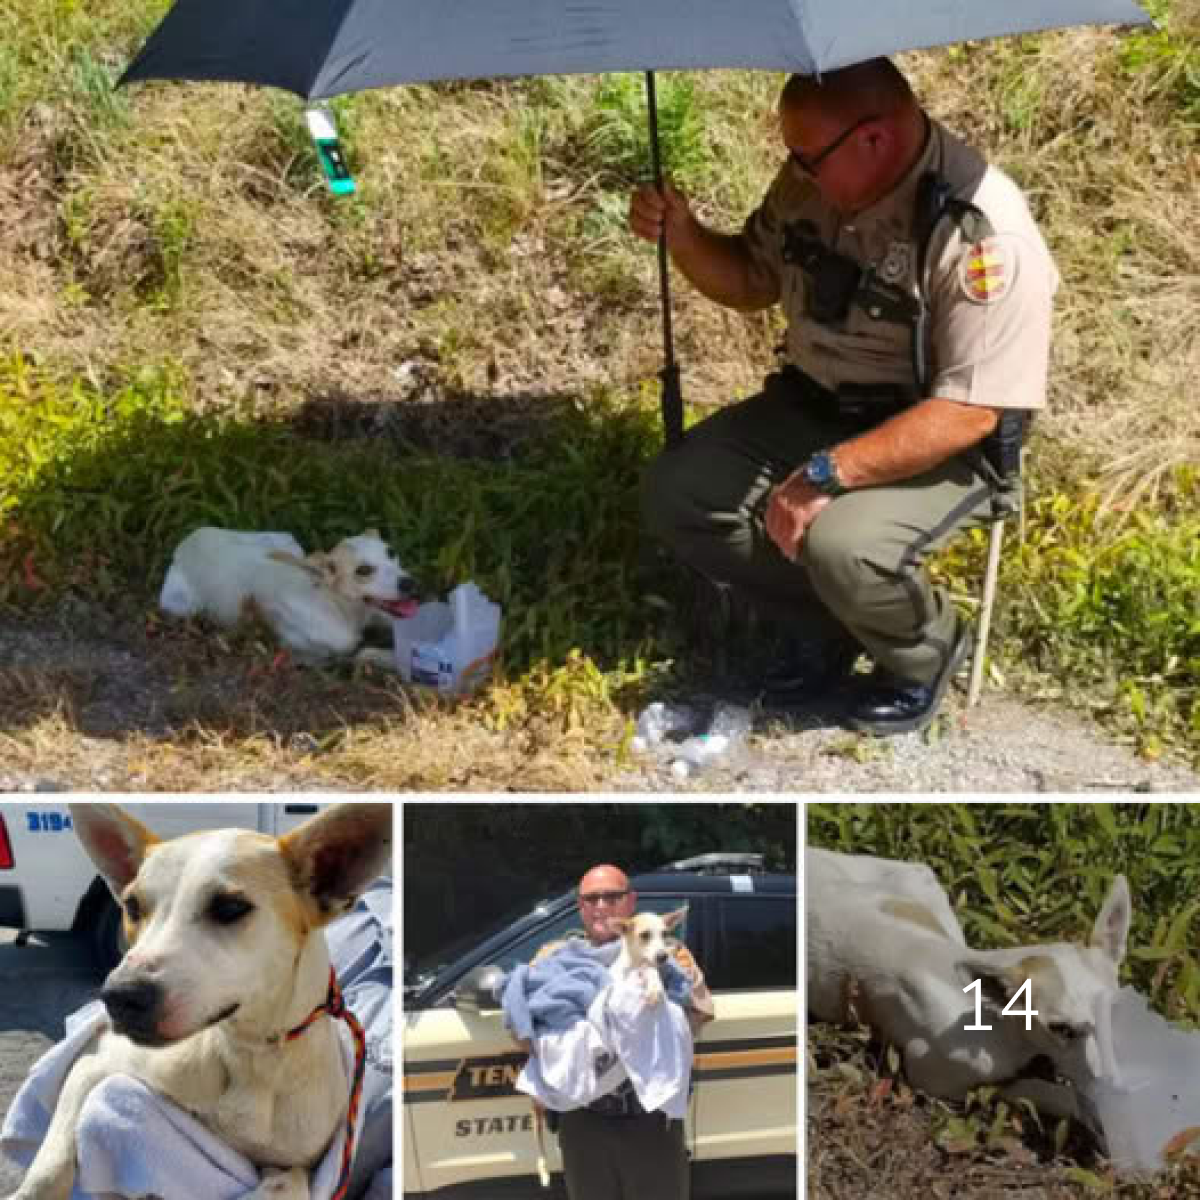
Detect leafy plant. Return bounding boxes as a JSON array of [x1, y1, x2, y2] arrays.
[[1119, 0, 1200, 122], [808, 803, 1200, 1020], [583, 72, 713, 191]]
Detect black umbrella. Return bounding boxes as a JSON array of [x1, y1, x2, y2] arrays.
[[120, 0, 1150, 444]]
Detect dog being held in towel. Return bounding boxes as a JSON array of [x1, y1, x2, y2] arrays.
[[3, 802, 391, 1200]]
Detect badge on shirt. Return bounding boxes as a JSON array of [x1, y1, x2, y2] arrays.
[[879, 240, 912, 284], [958, 236, 1017, 304]]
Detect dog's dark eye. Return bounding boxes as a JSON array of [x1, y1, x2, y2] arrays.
[[355, 564, 375, 578], [123, 895, 143, 922], [1049, 1022, 1083, 1041], [208, 894, 254, 926]]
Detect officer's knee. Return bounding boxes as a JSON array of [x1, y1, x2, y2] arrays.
[[803, 519, 876, 606]]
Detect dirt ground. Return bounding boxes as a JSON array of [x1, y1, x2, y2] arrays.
[[807, 1025, 1200, 1199], [0, 599, 1195, 793]]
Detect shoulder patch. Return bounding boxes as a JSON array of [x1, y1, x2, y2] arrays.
[[958, 235, 1017, 305]]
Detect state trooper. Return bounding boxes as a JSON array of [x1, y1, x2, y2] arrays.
[[548, 865, 713, 1200], [630, 58, 1058, 735]]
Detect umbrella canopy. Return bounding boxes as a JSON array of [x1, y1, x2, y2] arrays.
[[121, 0, 1150, 100]]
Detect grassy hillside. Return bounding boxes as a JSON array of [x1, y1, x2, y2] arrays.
[[1, 1, 1196, 760]]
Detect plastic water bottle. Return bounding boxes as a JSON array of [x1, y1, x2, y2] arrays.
[[631, 702, 697, 753], [669, 704, 752, 778]]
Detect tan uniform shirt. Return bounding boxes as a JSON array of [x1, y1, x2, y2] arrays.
[[742, 118, 1059, 410]]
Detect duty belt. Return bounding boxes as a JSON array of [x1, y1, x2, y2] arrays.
[[771, 367, 913, 427], [585, 1079, 646, 1118]]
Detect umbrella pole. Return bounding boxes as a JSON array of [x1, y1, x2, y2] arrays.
[[645, 70, 684, 448]]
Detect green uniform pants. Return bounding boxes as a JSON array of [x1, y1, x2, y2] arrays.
[[559, 1110, 688, 1200], [641, 373, 996, 686]]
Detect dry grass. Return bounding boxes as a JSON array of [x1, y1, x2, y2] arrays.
[[904, 32, 1199, 491], [0, 603, 631, 791], [1, 20, 1195, 474], [808, 1023, 1200, 1199]]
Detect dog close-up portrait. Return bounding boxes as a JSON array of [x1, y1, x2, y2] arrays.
[[808, 844, 1130, 1113], [1, 801, 393, 1200]]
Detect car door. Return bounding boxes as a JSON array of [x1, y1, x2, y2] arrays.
[[403, 893, 700, 1198], [690, 890, 798, 1196]]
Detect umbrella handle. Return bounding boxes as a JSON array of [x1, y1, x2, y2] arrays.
[[645, 70, 684, 448]]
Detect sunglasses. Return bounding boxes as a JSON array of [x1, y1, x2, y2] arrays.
[[579, 890, 630, 905], [790, 114, 878, 177]]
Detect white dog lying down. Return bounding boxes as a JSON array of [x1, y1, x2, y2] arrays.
[[3, 802, 392, 1200], [807, 847, 1131, 1118], [160, 526, 419, 662]]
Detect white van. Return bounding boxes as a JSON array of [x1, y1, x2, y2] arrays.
[[0, 801, 329, 967]]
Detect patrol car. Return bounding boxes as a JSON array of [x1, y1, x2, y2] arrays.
[[403, 853, 797, 1198], [0, 801, 330, 968]]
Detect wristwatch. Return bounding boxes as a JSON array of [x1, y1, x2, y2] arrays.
[[799, 449, 847, 497]]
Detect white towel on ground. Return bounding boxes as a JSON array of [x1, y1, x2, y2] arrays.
[[1, 1001, 362, 1200], [516, 972, 692, 1118]]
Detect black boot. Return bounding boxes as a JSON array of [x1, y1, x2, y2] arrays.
[[847, 622, 972, 736], [760, 635, 860, 706]]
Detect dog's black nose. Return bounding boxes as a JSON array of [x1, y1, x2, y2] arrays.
[[655, 951, 669, 964], [101, 978, 164, 1039]]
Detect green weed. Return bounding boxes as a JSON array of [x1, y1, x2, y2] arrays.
[[936, 470, 1199, 757], [0, 353, 667, 686], [808, 803, 1200, 1020], [1, 353, 1196, 755], [584, 73, 714, 192], [1119, 0, 1200, 122]]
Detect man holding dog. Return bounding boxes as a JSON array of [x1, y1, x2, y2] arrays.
[[555, 863, 712, 1200], [631, 58, 1057, 735]]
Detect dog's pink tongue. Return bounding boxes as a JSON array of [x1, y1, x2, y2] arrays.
[[377, 597, 420, 619]]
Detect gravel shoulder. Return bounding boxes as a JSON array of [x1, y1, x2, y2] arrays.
[[0, 603, 1195, 793]]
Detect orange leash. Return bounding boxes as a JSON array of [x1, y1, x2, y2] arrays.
[[286, 968, 367, 1200]]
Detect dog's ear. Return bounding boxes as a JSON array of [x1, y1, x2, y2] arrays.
[[661, 906, 689, 933], [280, 803, 392, 922], [268, 550, 325, 580], [955, 954, 1026, 1009], [610, 917, 635, 937], [1090, 875, 1131, 967], [69, 804, 160, 899], [363, 528, 381, 541], [309, 549, 349, 585]]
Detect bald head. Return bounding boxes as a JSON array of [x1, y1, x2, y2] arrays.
[[781, 58, 917, 124], [778, 58, 927, 214], [577, 864, 637, 944]]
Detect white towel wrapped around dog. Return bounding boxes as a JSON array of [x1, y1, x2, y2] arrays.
[[516, 970, 693, 1119], [1, 1001, 361, 1200]]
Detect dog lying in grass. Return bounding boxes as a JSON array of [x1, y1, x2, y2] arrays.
[[160, 526, 419, 663], [807, 847, 1130, 1120]]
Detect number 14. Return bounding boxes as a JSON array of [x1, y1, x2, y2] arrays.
[[963, 978, 1038, 1031]]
